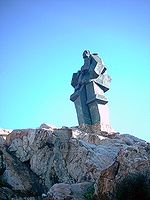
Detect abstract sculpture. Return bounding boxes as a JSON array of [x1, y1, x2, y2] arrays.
[[70, 50, 112, 132]]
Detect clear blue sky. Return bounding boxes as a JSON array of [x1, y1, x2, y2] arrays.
[[0, 0, 150, 141]]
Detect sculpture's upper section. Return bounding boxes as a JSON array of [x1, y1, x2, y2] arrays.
[[71, 50, 111, 93]]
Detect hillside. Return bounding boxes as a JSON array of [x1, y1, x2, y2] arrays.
[[0, 124, 149, 200]]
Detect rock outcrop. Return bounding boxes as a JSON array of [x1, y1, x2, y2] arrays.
[[0, 124, 149, 200]]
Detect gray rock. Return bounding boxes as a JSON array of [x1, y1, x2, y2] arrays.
[[0, 187, 14, 200], [0, 150, 6, 175], [3, 126, 149, 199], [0, 146, 45, 196], [47, 182, 94, 200], [94, 142, 150, 200], [66, 137, 121, 182]]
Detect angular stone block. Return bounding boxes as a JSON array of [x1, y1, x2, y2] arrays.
[[86, 82, 108, 105], [74, 86, 91, 125]]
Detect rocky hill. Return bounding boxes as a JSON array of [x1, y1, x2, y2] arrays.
[[0, 124, 149, 200]]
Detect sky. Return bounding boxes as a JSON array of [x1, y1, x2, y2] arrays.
[[0, 0, 150, 141]]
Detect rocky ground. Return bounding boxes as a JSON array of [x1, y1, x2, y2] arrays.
[[0, 124, 149, 200]]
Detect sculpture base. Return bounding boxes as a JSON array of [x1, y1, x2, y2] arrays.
[[79, 122, 114, 134]]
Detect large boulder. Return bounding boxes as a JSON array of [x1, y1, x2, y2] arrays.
[[6, 128, 73, 188], [0, 135, 45, 199], [2, 125, 149, 199], [94, 135, 150, 200], [46, 182, 94, 200], [6, 127, 122, 187]]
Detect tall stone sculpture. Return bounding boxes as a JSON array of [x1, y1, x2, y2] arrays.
[[70, 50, 112, 132]]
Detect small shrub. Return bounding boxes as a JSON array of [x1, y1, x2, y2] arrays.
[[84, 187, 95, 200]]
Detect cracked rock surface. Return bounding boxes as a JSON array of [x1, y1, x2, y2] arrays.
[[0, 124, 149, 199]]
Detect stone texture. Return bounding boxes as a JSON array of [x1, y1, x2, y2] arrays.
[[6, 128, 74, 188], [66, 137, 121, 183], [71, 126, 117, 144], [94, 138, 150, 200], [0, 125, 149, 199], [0, 148, 45, 195], [6, 128, 53, 162], [0, 129, 12, 140], [39, 123, 56, 130], [0, 136, 6, 147], [0, 187, 14, 200], [0, 133, 45, 199], [0, 150, 6, 175], [46, 182, 94, 200]]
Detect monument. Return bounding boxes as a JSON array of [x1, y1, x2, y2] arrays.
[[70, 50, 112, 132]]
